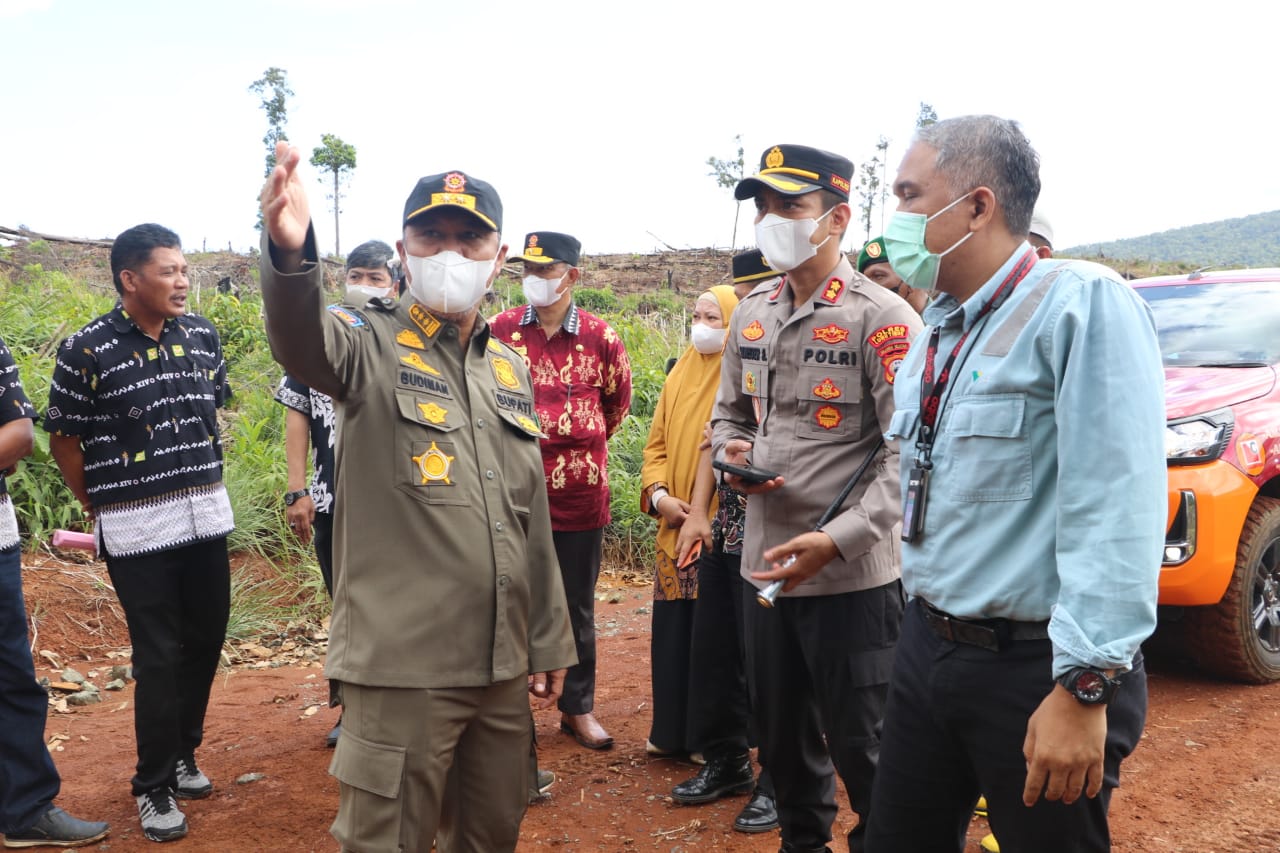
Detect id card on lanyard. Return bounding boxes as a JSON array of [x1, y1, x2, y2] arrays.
[[902, 250, 1038, 542]]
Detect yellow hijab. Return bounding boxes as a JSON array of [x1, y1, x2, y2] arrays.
[[641, 284, 739, 561]]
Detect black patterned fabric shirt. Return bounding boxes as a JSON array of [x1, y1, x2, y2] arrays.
[[43, 304, 233, 558], [274, 374, 336, 514], [0, 334, 38, 550]]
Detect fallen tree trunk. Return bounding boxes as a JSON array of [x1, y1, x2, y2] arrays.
[[0, 225, 115, 247]]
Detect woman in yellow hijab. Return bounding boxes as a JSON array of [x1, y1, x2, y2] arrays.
[[640, 284, 738, 756]]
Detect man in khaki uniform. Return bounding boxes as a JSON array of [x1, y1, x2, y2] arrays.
[[711, 144, 922, 853], [259, 142, 576, 853]]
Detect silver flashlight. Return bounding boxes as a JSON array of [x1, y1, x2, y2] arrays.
[[756, 555, 797, 607]]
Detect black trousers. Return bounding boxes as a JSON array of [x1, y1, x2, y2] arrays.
[[649, 598, 695, 751], [553, 527, 604, 716], [0, 544, 61, 834], [312, 511, 339, 707], [687, 548, 750, 759], [865, 598, 1147, 853], [743, 580, 901, 852], [313, 510, 334, 597], [106, 538, 230, 796]]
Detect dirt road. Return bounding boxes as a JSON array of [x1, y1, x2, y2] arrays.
[[13, 562, 1280, 851]]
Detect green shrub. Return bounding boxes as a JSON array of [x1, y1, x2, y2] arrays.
[[1, 260, 699, 601]]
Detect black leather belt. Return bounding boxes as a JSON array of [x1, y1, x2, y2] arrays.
[[919, 599, 1049, 652]]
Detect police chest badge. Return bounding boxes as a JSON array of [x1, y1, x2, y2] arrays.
[[413, 441, 455, 485], [815, 405, 843, 430], [813, 378, 842, 400], [742, 320, 765, 342], [811, 323, 850, 345], [417, 402, 448, 424], [491, 356, 521, 390]]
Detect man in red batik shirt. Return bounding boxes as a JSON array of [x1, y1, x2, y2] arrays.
[[491, 231, 632, 750]]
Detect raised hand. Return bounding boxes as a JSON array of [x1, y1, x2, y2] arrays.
[[259, 141, 310, 253]]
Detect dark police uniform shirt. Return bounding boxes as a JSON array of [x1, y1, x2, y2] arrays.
[[43, 304, 233, 558], [0, 335, 38, 551], [274, 374, 336, 514]]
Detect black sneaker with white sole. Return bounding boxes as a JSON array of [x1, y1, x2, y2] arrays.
[[174, 757, 212, 800], [135, 788, 187, 843]]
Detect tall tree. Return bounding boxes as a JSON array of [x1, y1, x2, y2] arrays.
[[854, 137, 893, 245], [249, 67, 293, 229], [706, 134, 746, 249], [310, 134, 357, 258]]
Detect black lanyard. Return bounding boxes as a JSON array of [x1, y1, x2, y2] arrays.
[[915, 249, 1037, 466]]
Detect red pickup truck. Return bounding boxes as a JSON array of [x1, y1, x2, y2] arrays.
[[1133, 268, 1280, 682]]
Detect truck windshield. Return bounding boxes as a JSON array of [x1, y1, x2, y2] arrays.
[[1137, 280, 1280, 367]]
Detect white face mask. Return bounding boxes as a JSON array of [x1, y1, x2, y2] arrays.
[[690, 322, 728, 354], [404, 250, 497, 314], [522, 272, 565, 308], [754, 206, 834, 272], [345, 284, 393, 304]]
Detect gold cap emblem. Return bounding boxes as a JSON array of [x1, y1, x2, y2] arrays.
[[765, 146, 785, 169]]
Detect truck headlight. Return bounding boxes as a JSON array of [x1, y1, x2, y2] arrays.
[[1166, 410, 1233, 465]]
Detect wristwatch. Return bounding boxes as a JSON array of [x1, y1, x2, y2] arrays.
[[1056, 667, 1120, 705], [284, 489, 309, 506]]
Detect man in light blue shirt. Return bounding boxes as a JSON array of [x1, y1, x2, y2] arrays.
[[864, 115, 1166, 852]]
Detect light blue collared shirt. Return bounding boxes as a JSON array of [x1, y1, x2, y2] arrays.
[[887, 247, 1166, 676]]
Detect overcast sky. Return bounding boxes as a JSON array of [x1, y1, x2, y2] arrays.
[[2, 0, 1275, 261]]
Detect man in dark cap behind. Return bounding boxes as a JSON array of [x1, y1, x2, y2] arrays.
[[490, 232, 632, 753], [857, 236, 930, 314], [258, 143, 576, 853], [275, 238, 399, 748], [711, 144, 922, 853]]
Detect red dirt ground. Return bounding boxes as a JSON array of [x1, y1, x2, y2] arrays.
[[10, 551, 1280, 852]]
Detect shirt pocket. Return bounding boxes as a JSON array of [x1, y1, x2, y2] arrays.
[[884, 406, 920, 444], [795, 366, 862, 442], [394, 390, 469, 507], [943, 392, 1032, 501]]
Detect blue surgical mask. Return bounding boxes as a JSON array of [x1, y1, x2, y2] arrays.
[[883, 192, 975, 291]]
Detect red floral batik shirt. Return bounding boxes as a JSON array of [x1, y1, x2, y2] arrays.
[[489, 303, 632, 531]]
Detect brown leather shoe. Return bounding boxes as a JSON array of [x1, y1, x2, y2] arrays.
[[560, 713, 614, 750]]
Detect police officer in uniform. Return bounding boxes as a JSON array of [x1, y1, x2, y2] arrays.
[[259, 142, 576, 853], [711, 144, 922, 853]]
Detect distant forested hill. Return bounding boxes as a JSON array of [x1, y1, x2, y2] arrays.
[[1062, 210, 1280, 268]]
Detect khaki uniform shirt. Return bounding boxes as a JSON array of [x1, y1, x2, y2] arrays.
[[712, 255, 923, 597], [260, 229, 576, 688]]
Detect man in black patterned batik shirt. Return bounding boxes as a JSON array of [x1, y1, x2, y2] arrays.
[[45, 223, 232, 845]]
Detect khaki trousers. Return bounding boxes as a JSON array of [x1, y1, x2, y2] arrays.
[[329, 676, 530, 853]]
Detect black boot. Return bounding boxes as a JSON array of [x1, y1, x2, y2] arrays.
[[671, 752, 754, 804], [734, 786, 779, 833]]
